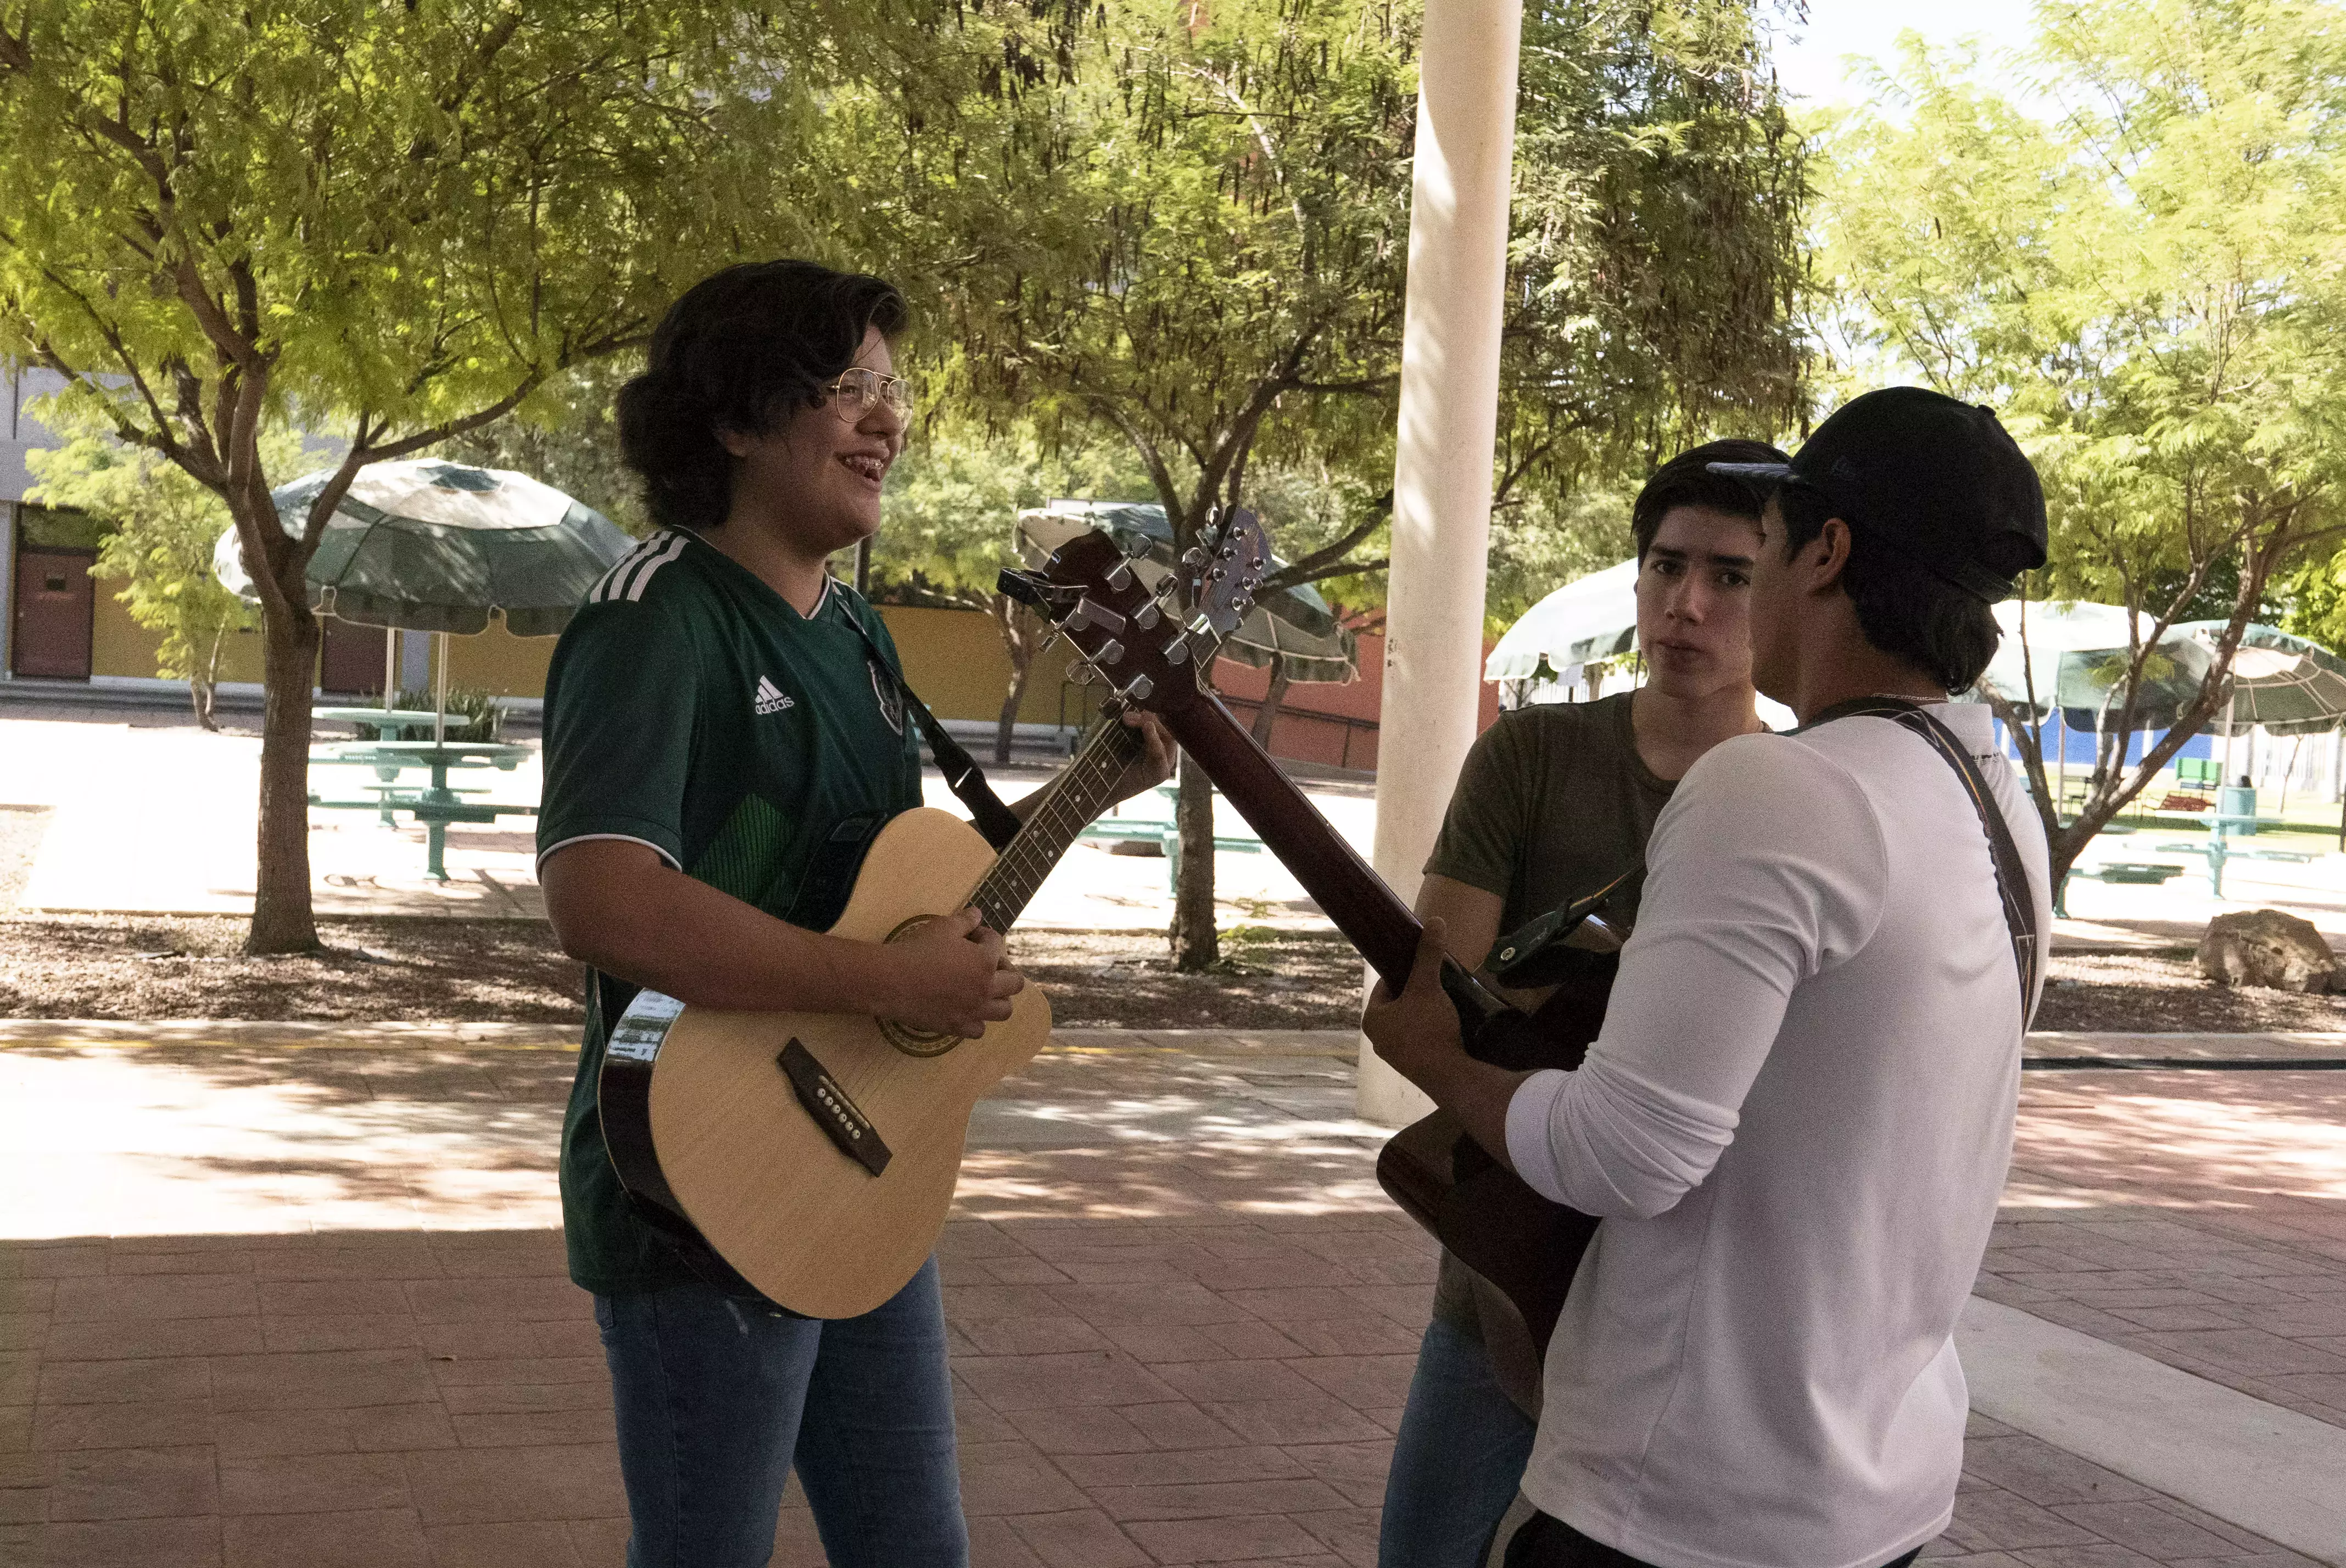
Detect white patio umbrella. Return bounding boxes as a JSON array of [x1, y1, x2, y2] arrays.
[[1484, 558, 1639, 686]]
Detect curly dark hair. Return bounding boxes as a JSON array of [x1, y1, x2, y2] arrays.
[[1630, 438, 1789, 561], [615, 260, 909, 533]]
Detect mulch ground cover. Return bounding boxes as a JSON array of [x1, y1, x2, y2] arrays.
[[2, 914, 2343, 1032]]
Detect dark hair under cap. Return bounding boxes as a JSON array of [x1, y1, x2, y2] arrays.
[[616, 260, 908, 533]]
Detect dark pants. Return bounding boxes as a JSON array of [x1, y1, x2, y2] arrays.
[[1504, 1511, 1925, 1568]]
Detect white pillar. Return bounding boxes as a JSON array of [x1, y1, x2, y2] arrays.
[[1359, 0, 1524, 1124]]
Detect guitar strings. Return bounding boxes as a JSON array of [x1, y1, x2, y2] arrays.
[[969, 718, 1148, 934]]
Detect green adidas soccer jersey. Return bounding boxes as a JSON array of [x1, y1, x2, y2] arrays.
[[537, 528, 923, 1296]]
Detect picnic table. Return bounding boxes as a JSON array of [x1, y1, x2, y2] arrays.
[[309, 738, 537, 881], [1077, 783, 1265, 897]]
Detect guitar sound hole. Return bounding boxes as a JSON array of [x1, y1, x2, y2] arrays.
[[879, 915, 966, 1059]]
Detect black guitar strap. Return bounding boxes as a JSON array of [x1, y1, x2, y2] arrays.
[[835, 591, 1024, 852], [1803, 696, 2042, 1013]]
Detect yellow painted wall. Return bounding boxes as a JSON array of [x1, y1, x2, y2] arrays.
[[88, 590, 163, 679], [91, 593, 1063, 720], [435, 618, 557, 699], [90, 591, 269, 685], [880, 604, 1087, 726]]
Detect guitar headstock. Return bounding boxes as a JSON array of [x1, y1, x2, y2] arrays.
[[1001, 507, 1271, 718]]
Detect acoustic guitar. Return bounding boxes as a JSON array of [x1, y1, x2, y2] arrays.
[[1019, 523, 1619, 1375], [594, 523, 1267, 1320]]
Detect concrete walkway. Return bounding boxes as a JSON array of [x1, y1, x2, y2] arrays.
[[2, 1026, 2340, 1566], [13, 705, 2346, 951]]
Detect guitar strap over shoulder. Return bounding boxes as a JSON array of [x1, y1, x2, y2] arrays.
[[836, 593, 1024, 853], [1802, 696, 2042, 1012]]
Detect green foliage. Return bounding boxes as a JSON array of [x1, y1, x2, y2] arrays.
[[1487, 481, 1638, 632], [1815, 0, 2346, 875], [23, 406, 315, 723], [0, 0, 920, 944], [442, 360, 652, 538], [930, 0, 1808, 609], [355, 687, 506, 744], [1499, 0, 1811, 498], [871, 425, 1155, 608]]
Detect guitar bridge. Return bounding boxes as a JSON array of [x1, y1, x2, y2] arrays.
[[777, 1039, 892, 1177]]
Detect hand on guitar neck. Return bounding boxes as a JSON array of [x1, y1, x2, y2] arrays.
[[1364, 919, 1535, 1172]]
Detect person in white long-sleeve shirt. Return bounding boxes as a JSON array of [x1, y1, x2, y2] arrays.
[[1365, 387, 2054, 1568]]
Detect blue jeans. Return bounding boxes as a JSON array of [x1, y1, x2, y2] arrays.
[[594, 1258, 967, 1568], [1380, 1316, 1538, 1568]]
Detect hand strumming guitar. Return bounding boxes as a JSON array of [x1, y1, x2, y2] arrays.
[[877, 906, 1026, 1039]]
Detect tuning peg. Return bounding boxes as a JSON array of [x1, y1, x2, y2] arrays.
[[1230, 594, 1253, 614], [1181, 547, 1208, 570], [1132, 602, 1160, 631], [1105, 562, 1133, 591], [1068, 661, 1097, 686], [1120, 533, 1154, 560], [1161, 633, 1192, 666], [1122, 675, 1155, 702]]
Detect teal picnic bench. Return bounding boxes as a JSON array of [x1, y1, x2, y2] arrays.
[[309, 736, 538, 881], [1077, 785, 1265, 895]]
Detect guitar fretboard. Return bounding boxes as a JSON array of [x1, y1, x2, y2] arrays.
[[968, 717, 1149, 934]]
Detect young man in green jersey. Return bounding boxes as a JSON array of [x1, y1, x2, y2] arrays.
[[1375, 440, 1785, 1568], [537, 260, 1173, 1568]]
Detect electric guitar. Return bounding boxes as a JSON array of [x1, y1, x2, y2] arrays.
[[1016, 522, 1621, 1378], [595, 528, 1267, 1320]]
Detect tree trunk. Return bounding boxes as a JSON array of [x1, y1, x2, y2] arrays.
[[247, 602, 322, 954], [1248, 651, 1291, 749], [192, 626, 225, 733], [992, 596, 1038, 766], [1170, 748, 1219, 970]]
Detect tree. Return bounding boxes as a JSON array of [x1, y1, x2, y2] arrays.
[[442, 360, 651, 538], [869, 425, 1155, 762], [1818, 2, 2346, 891], [25, 409, 318, 728], [0, 0, 853, 950], [937, 0, 1810, 969]]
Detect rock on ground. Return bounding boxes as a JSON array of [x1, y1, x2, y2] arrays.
[[2195, 907, 2341, 993]]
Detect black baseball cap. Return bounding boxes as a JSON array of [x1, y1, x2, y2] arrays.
[[1707, 387, 2048, 602]]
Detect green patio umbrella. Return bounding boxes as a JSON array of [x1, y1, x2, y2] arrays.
[[2175, 623, 2346, 737], [214, 457, 634, 737], [1016, 501, 1356, 682], [1976, 599, 2213, 730]]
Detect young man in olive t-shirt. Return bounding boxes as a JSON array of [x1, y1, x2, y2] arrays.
[[1376, 440, 1785, 1568]]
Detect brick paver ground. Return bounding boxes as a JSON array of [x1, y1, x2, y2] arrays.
[[0, 1031, 2336, 1567]]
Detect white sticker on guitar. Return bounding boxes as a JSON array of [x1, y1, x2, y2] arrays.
[[606, 989, 684, 1063]]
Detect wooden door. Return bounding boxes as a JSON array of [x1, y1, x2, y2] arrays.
[[319, 615, 388, 695], [10, 546, 96, 679]]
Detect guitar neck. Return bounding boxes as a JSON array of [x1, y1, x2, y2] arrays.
[[1158, 687, 1428, 990], [968, 716, 1147, 935]]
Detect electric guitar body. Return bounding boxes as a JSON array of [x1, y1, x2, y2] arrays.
[[599, 808, 1052, 1320]]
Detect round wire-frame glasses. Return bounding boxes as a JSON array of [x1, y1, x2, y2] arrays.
[[825, 366, 912, 422]]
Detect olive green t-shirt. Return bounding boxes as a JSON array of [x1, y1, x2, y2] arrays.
[[537, 528, 923, 1297], [1420, 691, 1674, 1336]]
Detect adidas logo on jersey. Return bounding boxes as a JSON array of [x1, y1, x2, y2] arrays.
[[755, 676, 796, 716]]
